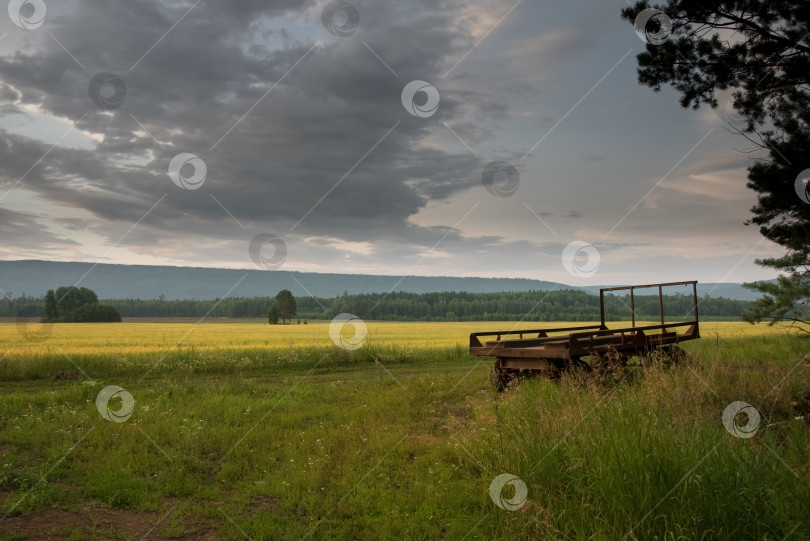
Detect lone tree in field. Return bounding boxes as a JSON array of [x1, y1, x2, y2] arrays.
[[622, 1, 810, 329], [275, 289, 297, 324], [43, 286, 121, 322], [268, 304, 280, 325]]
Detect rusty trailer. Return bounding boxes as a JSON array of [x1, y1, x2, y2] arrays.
[[469, 281, 701, 390]]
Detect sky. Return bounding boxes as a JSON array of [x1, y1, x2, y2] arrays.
[[0, 0, 783, 287]]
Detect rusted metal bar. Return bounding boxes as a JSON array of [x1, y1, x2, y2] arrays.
[[600, 280, 697, 293], [659, 285, 664, 325], [600, 288, 605, 329], [469, 324, 603, 343], [630, 287, 635, 328]]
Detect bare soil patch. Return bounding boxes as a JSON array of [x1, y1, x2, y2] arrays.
[[0, 503, 219, 540]]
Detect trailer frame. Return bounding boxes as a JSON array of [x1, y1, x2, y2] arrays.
[[469, 281, 701, 389]]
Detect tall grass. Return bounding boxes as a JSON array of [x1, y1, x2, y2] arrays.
[[460, 335, 809, 539]]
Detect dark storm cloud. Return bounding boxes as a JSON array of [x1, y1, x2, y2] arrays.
[[0, 84, 20, 111], [1, 0, 775, 284], [0, 127, 165, 214], [0, 205, 80, 257], [0, 0, 510, 253]]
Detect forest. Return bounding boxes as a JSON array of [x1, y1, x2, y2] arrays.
[[1, 289, 754, 322]]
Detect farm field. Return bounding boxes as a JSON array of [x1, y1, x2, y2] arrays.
[[0, 320, 809, 540], [2, 319, 796, 355]]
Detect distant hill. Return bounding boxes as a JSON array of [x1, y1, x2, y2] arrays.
[[0, 260, 564, 300], [0, 260, 767, 301]]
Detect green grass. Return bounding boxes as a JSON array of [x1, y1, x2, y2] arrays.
[[462, 355, 810, 539], [0, 324, 808, 539]]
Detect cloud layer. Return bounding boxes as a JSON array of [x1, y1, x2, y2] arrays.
[[0, 0, 779, 285]]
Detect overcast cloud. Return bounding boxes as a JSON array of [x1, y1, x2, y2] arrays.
[[0, 0, 780, 288]]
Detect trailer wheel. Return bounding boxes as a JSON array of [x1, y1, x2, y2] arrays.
[[662, 345, 693, 366], [563, 358, 592, 377], [590, 348, 625, 373], [643, 345, 693, 367], [490, 360, 513, 392]]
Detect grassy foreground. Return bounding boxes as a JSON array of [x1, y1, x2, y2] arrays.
[[0, 320, 808, 539]]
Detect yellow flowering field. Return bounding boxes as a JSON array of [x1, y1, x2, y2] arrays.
[[0, 319, 791, 357]]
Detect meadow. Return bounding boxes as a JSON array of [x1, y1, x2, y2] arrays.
[[0, 319, 808, 540]]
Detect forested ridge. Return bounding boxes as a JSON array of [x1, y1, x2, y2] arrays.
[[0, 261, 768, 301], [2, 289, 754, 321]]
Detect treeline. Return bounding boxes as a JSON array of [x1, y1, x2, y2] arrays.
[[0, 294, 45, 317], [0, 289, 754, 321], [312, 290, 750, 321]]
